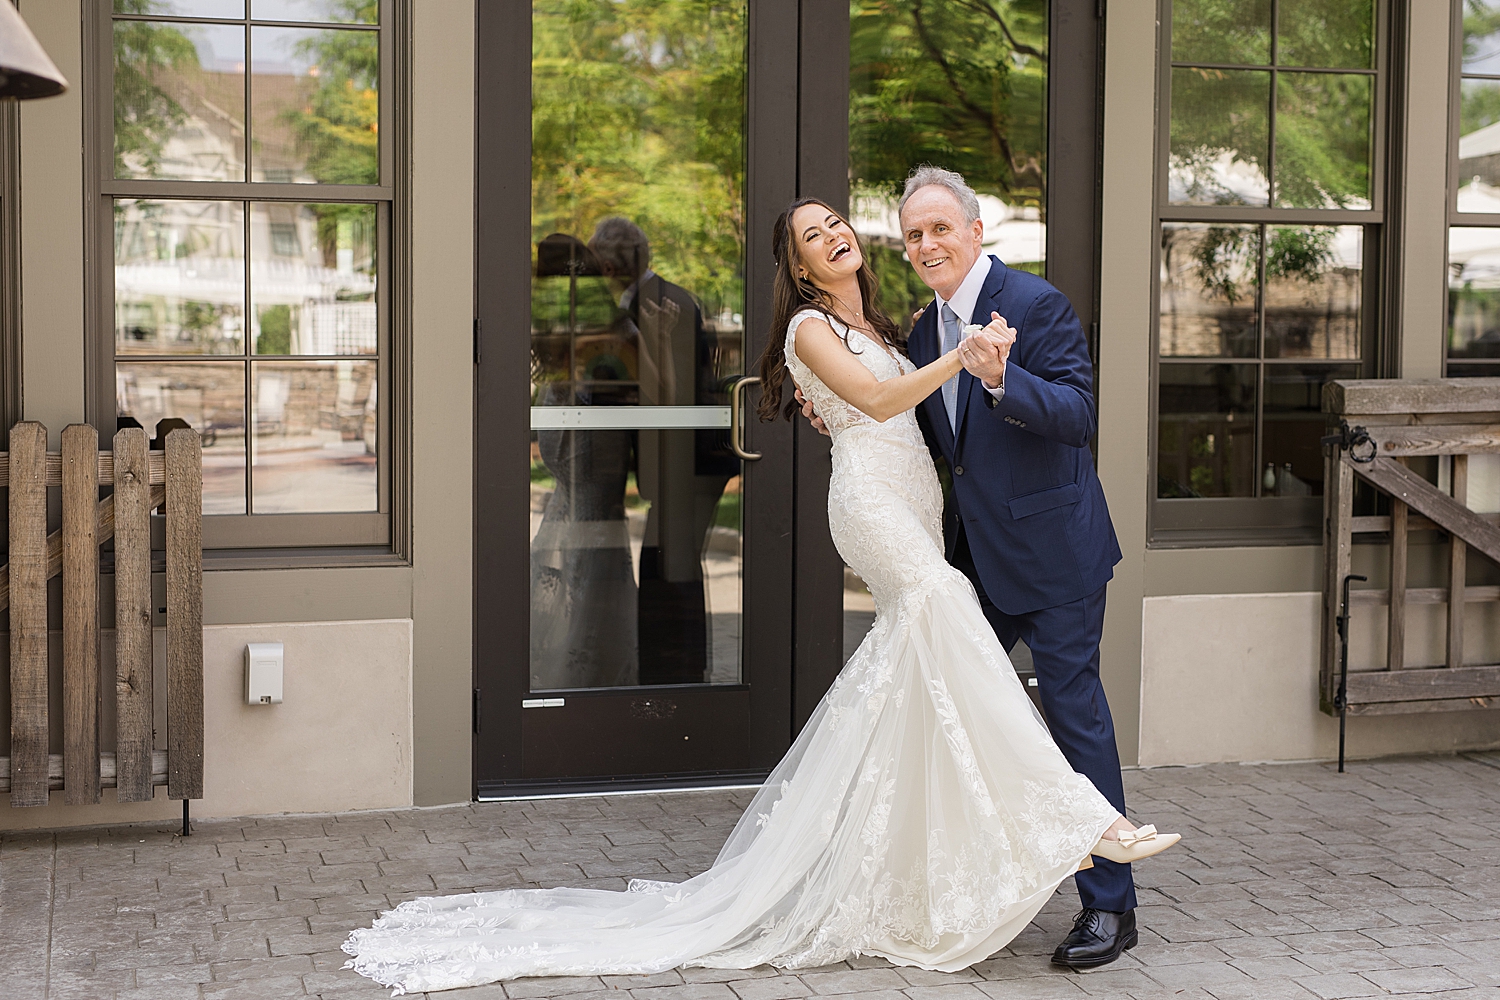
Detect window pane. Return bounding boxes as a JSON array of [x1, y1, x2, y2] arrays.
[[1262, 364, 1358, 497], [1276, 0, 1374, 69], [1159, 223, 1259, 358], [1273, 72, 1372, 209], [1170, 0, 1269, 66], [117, 362, 247, 514], [1169, 67, 1270, 206], [531, 0, 747, 689], [251, 360, 376, 512], [1457, 79, 1500, 212], [848, 0, 1048, 327], [1462, 1, 1500, 74], [115, 1, 245, 19], [252, 0, 377, 23], [1448, 362, 1500, 377], [115, 199, 245, 356], [250, 26, 378, 184], [1157, 363, 1257, 498], [1449, 226, 1500, 360], [1263, 225, 1362, 359], [114, 21, 245, 182], [251, 202, 376, 355]]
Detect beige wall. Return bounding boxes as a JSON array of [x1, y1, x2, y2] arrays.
[[2, 1, 474, 826]]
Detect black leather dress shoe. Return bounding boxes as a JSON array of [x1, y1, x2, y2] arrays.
[[1050, 907, 1137, 969]]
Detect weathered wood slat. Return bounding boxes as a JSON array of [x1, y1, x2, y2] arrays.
[[113, 428, 154, 803], [1350, 585, 1500, 606], [1351, 511, 1500, 534], [1368, 423, 1500, 456], [1347, 695, 1499, 716], [1344, 664, 1500, 703], [1388, 494, 1408, 670], [166, 429, 204, 801], [1325, 377, 1500, 415], [1346, 455, 1500, 565], [0, 450, 166, 488], [8, 422, 49, 808], [1449, 456, 1469, 671], [61, 425, 101, 805], [0, 751, 169, 793]]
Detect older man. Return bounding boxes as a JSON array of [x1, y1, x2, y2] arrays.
[[812, 166, 1133, 968]]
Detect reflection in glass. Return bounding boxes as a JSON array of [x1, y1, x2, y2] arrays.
[[1458, 79, 1500, 212], [848, 0, 1048, 328], [1159, 224, 1259, 358], [1449, 226, 1500, 361], [1463, 1, 1500, 75], [530, 0, 746, 690], [1169, 68, 1269, 206], [252, 0, 377, 23], [114, 20, 245, 181], [251, 202, 377, 355], [1157, 363, 1257, 498], [1169, 0, 1269, 66], [115, 0, 245, 18], [251, 360, 376, 512], [1263, 226, 1362, 359], [1262, 364, 1358, 497], [1276, 0, 1373, 69], [115, 199, 245, 355], [250, 26, 378, 184], [116, 362, 247, 514], [1274, 72, 1372, 209]]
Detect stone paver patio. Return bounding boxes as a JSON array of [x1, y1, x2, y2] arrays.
[[3, 753, 1499, 1000]]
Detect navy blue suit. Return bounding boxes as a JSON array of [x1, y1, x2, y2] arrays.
[[907, 256, 1134, 913]]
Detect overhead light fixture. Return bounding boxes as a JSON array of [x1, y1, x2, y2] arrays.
[[0, 0, 68, 101]]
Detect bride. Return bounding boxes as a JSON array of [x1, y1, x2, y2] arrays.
[[342, 200, 1178, 994]]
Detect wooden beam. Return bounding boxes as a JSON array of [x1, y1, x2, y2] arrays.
[[166, 429, 204, 801], [1323, 445, 1354, 708], [0, 751, 168, 793], [1450, 455, 1468, 671], [1350, 585, 1500, 606], [0, 450, 165, 488], [61, 425, 101, 806], [1347, 455, 1500, 565], [1367, 423, 1500, 456], [1326, 377, 1500, 415], [8, 422, 49, 808], [113, 427, 154, 803], [1344, 664, 1500, 704], [1352, 511, 1500, 534], [1347, 696, 1499, 716], [1389, 494, 1407, 670]]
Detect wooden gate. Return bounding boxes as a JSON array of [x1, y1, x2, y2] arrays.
[[0, 422, 202, 808], [1322, 379, 1500, 717]]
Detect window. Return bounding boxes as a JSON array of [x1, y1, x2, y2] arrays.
[[95, 0, 396, 551], [1154, 0, 1381, 542], [1449, 0, 1500, 377]]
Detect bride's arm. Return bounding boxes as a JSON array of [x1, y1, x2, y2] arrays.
[[793, 317, 963, 423]]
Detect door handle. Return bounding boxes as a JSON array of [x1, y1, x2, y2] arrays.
[[729, 376, 762, 461]]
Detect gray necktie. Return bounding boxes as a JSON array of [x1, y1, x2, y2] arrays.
[[940, 303, 961, 433]]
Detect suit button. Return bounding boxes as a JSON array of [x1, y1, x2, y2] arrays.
[[955, 466, 965, 476]]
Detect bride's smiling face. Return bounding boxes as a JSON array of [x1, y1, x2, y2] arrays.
[[790, 204, 863, 288]]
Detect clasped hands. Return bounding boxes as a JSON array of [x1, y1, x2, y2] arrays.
[[797, 312, 1017, 435]]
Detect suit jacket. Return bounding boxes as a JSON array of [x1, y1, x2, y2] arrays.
[[907, 256, 1121, 615]]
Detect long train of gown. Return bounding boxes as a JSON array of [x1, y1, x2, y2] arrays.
[[342, 309, 1120, 993]]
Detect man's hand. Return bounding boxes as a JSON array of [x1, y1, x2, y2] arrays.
[[959, 311, 1016, 389], [794, 387, 830, 437]]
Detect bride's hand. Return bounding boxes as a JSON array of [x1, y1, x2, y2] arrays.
[[960, 312, 1015, 389], [795, 387, 830, 437]]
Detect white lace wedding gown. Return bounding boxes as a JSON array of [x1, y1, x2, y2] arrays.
[[342, 309, 1120, 994]]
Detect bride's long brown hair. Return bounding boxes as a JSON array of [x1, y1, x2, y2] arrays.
[[756, 198, 904, 421]]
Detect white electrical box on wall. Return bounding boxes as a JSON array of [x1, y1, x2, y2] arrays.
[[245, 642, 284, 705]]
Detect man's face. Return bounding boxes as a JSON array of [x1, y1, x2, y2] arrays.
[[900, 185, 984, 301]]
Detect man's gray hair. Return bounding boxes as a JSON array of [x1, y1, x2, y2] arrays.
[[589, 216, 650, 279], [897, 165, 982, 225]]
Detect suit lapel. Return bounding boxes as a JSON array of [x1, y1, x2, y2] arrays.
[[952, 257, 1008, 456]]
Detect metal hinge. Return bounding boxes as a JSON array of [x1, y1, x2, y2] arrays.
[[472, 688, 481, 733], [473, 318, 482, 365], [522, 698, 566, 708]]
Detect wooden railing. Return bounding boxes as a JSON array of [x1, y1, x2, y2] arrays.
[[0, 422, 202, 808], [1322, 379, 1500, 720]]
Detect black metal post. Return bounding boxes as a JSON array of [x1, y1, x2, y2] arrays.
[[182, 798, 191, 837], [1336, 573, 1367, 772]]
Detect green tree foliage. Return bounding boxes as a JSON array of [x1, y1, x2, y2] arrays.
[[532, 0, 746, 316], [1462, 2, 1500, 136], [284, 1, 380, 187], [113, 3, 200, 176]]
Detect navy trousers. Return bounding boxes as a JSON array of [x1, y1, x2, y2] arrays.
[[951, 527, 1137, 914]]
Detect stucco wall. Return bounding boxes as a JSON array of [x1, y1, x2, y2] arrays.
[[1140, 593, 1500, 766]]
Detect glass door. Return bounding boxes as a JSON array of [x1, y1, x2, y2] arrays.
[[475, 0, 801, 793]]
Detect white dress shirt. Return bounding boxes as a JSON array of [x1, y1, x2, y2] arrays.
[[933, 253, 1004, 399]]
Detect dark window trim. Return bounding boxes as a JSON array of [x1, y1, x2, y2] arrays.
[[84, 0, 411, 563], [1148, 0, 1391, 547]]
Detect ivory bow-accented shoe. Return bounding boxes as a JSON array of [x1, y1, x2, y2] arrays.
[[1091, 824, 1181, 864]]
